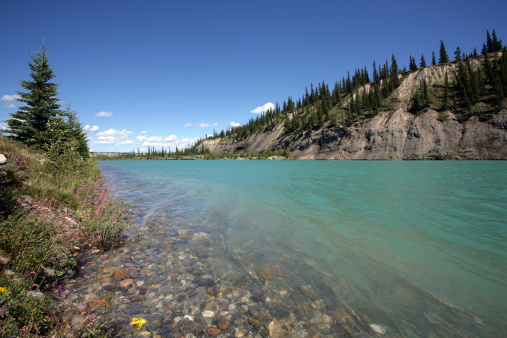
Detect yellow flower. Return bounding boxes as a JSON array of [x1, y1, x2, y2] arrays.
[[131, 317, 146, 331], [0, 287, 6, 293]]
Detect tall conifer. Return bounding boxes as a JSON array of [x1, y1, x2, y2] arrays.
[[487, 30, 493, 53], [420, 54, 427, 68], [7, 41, 63, 147], [439, 40, 449, 64]]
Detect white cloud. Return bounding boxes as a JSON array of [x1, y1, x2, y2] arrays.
[[185, 122, 218, 128], [250, 102, 275, 114], [229, 121, 242, 128], [1, 94, 20, 101], [142, 134, 198, 149], [95, 128, 133, 144], [146, 136, 164, 142], [119, 139, 134, 145], [0, 122, 8, 131], [83, 125, 99, 132], [135, 131, 148, 142], [1, 94, 20, 108], [95, 111, 113, 117], [89, 129, 198, 151]]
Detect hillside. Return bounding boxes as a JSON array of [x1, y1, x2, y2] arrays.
[[199, 47, 507, 160]]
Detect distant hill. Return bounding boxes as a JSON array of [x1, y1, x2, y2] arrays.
[[198, 32, 507, 160]]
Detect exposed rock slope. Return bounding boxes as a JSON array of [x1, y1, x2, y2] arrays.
[[204, 109, 506, 159], [203, 59, 507, 160]]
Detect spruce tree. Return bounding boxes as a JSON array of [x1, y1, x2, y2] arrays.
[[7, 41, 63, 147], [390, 54, 400, 88], [454, 47, 462, 61], [420, 54, 427, 68], [432, 51, 437, 65], [443, 72, 449, 109], [422, 80, 429, 108], [409, 56, 418, 71], [412, 90, 421, 113], [492, 30, 503, 52], [482, 43, 487, 55], [439, 40, 449, 64], [487, 30, 493, 53], [372, 61, 378, 83], [64, 103, 90, 158]]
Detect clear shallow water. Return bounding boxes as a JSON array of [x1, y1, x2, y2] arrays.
[[98, 160, 507, 336]]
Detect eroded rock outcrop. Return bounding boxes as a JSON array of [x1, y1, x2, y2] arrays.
[[203, 109, 507, 160]]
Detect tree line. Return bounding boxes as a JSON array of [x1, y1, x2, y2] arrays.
[[199, 29, 505, 147]]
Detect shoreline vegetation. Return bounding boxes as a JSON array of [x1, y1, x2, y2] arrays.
[[1, 41, 137, 336], [0, 136, 133, 336], [90, 148, 293, 161]]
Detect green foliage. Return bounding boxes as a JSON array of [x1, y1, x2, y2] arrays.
[[0, 136, 131, 335], [439, 40, 449, 64], [64, 104, 90, 159], [409, 55, 418, 71], [6, 41, 63, 148], [0, 276, 56, 336], [420, 54, 427, 68], [5, 42, 89, 157], [437, 113, 450, 121], [74, 177, 132, 250]]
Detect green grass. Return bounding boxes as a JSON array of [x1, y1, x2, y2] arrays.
[[0, 135, 132, 336]]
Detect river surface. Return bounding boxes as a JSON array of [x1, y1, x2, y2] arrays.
[[67, 160, 507, 337]]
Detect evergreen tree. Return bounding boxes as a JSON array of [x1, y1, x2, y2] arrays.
[[454, 47, 462, 61], [372, 61, 378, 83], [422, 80, 429, 108], [492, 30, 503, 52], [420, 54, 427, 68], [412, 90, 421, 113], [390, 54, 400, 88], [443, 72, 449, 109], [486, 30, 493, 53], [409, 56, 418, 71], [432, 51, 437, 65], [64, 103, 90, 158], [439, 40, 449, 64], [7, 41, 63, 147]]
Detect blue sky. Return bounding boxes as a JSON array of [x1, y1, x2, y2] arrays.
[[1, 0, 506, 152]]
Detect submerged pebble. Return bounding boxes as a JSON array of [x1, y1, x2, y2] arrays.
[[60, 211, 372, 338]]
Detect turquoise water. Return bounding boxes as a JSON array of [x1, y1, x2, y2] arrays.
[[99, 160, 507, 336]]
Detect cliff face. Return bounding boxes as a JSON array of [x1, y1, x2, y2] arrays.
[[203, 109, 507, 160], [202, 57, 507, 160]]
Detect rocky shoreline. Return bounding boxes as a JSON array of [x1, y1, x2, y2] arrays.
[[60, 206, 378, 337]]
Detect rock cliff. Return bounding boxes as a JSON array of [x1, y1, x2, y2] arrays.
[[203, 108, 507, 159]]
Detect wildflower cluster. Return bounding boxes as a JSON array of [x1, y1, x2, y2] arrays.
[[75, 177, 133, 249], [131, 317, 146, 335]]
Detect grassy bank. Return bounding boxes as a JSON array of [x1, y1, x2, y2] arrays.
[[0, 136, 132, 336]]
